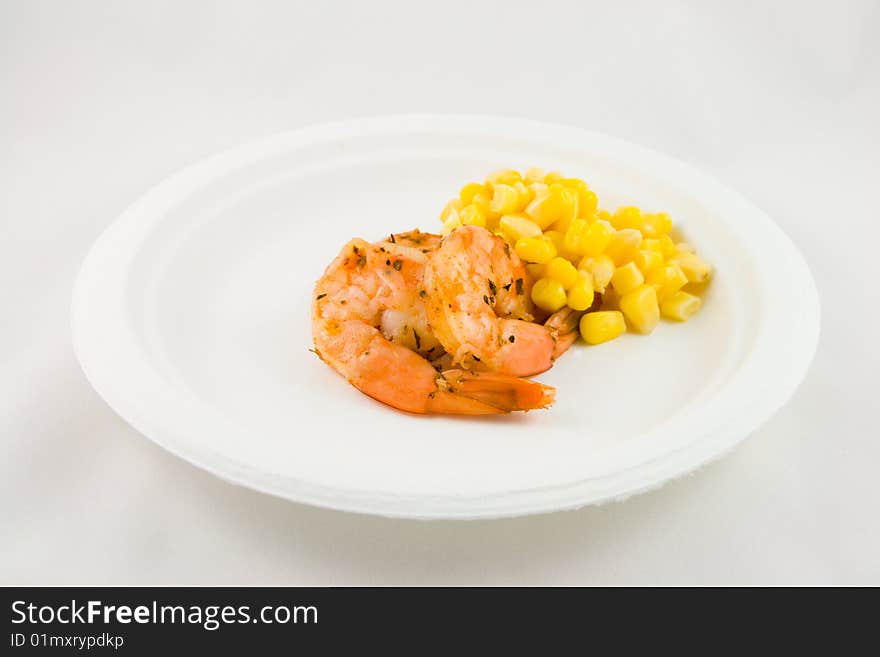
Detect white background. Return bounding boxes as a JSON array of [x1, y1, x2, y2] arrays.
[[2, 0, 878, 585]]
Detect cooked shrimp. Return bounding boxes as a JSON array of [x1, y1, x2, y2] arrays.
[[545, 305, 586, 360], [311, 230, 554, 414], [424, 225, 580, 377]]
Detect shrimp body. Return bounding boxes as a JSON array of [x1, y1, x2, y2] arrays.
[[312, 230, 554, 415], [424, 226, 579, 377]]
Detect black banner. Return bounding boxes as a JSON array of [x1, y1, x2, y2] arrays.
[[1, 586, 859, 653]]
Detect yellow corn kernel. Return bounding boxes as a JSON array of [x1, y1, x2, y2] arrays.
[[490, 184, 522, 215], [524, 167, 545, 184], [674, 242, 695, 255], [470, 191, 491, 214], [549, 186, 580, 232], [542, 229, 578, 263], [525, 184, 577, 230], [514, 180, 533, 208], [560, 178, 599, 219], [440, 198, 463, 223], [551, 214, 575, 239], [660, 290, 702, 321], [611, 206, 644, 231], [641, 212, 672, 237], [560, 177, 586, 191], [459, 182, 487, 206], [640, 234, 676, 258], [596, 209, 612, 222], [579, 311, 626, 345], [472, 193, 495, 229], [582, 219, 615, 257], [671, 253, 712, 283], [633, 249, 664, 274], [531, 277, 567, 312], [577, 188, 598, 219], [659, 235, 677, 257], [499, 214, 542, 242], [542, 229, 564, 251], [619, 284, 660, 334], [562, 218, 589, 255], [528, 182, 548, 200], [560, 177, 585, 201], [567, 271, 595, 311], [605, 228, 643, 265], [526, 263, 545, 279], [544, 256, 579, 289], [485, 168, 522, 187], [543, 170, 564, 184], [459, 204, 487, 227], [578, 253, 615, 292], [515, 236, 557, 264], [646, 263, 688, 300], [611, 261, 645, 296]]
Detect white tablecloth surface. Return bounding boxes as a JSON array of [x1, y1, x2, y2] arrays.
[[3, 0, 878, 585]]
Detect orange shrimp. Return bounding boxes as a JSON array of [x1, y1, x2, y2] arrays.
[[311, 230, 554, 415], [424, 225, 580, 377]]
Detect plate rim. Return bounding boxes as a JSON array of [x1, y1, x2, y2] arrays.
[[71, 114, 821, 519]]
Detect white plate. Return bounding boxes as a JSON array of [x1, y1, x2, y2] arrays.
[[72, 115, 819, 519]]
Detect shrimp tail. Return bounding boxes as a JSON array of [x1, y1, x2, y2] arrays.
[[545, 306, 586, 360], [316, 322, 553, 415], [428, 369, 555, 414]]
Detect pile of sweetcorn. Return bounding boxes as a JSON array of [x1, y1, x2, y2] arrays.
[[438, 168, 712, 345]]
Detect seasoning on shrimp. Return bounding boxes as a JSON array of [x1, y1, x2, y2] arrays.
[[311, 229, 554, 415], [424, 225, 581, 377]]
